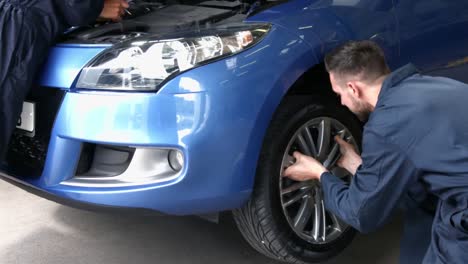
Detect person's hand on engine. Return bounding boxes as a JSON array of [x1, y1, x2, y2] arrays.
[[283, 152, 328, 181], [335, 136, 362, 175], [99, 0, 129, 22]]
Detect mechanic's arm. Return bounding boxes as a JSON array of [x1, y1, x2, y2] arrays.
[[98, 0, 130, 22], [30, 0, 127, 38], [58, 0, 129, 25], [320, 131, 419, 233]]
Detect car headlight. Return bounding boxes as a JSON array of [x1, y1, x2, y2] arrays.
[[75, 24, 271, 91]]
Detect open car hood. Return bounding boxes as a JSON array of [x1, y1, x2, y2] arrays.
[[62, 0, 254, 43]]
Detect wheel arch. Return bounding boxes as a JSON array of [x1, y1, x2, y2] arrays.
[[241, 60, 342, 194]]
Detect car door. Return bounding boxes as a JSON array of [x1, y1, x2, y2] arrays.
[[393, 0, 468, 82]]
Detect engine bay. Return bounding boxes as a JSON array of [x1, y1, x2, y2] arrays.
[[63, 0, 257, 44]]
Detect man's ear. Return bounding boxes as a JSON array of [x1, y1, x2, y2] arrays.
[[346, 80, 360, 98]]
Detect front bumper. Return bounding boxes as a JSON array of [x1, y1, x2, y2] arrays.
[[0, 173, 164, 216], [1, 89, 254, 215]]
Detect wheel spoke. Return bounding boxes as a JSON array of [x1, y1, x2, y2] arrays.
[[295, 134, 313, 157], [283, 188, 310, 207], [322, 130, 345, 169], [312, 186, 327, 241], [282, 154, 296, 169], [303, 127, 318, 157], [320, 200, 327, 241], [293, 196, 314, 232], [330, 213, 345, 232], [317, 119, 331, 161], [281, 181, 313, 196], [346, 135, 356, 147]]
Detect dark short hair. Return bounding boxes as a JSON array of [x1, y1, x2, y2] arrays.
[[324, 40, 390, 82]]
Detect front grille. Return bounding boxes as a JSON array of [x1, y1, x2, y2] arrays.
[[5, 88, 65, 177]]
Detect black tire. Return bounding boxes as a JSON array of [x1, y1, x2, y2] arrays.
[[232, 96, 362, 263]]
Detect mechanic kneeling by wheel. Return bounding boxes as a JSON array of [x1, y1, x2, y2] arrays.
[[284, 40, 468, 264]]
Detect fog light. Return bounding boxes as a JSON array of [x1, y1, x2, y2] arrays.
[[168, 150, 184, 172]]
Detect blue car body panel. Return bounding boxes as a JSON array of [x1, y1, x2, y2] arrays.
[[393, 0, 468, 76], [2, 0, 468, 215], [39, 44, 110, 89], [248, 0, 399, 67]]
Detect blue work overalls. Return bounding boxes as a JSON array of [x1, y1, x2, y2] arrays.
[[0, 0, 103, 159], [321, 64, 468, 263]]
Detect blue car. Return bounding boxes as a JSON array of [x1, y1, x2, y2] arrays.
[[2, 0, 468, 262]]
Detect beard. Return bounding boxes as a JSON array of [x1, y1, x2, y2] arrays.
[[350, 96, 373, 122]]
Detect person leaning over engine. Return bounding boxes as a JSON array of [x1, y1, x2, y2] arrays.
[[0, 0, 128, 159]]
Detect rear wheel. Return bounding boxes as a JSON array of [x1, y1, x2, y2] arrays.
[[232, 96, 362, 263]]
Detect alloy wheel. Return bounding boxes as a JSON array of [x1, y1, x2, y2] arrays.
[[280, 117, 358, 244]]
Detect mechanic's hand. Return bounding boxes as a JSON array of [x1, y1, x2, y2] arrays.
[[99, 0, 129, 22], [335, 136, 362, 175], [283, 152, 328, 181]]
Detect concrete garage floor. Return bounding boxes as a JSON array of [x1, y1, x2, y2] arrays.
[[0, 180, 402, 264]]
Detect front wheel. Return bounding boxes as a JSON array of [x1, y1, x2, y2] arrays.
[[233, 96, 362, 263]]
